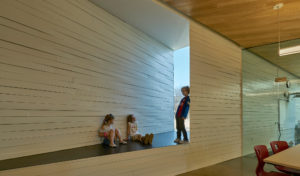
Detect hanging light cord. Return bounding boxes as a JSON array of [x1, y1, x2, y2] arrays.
[[276, 1, 282, 141], [277, 4, 281, 52]]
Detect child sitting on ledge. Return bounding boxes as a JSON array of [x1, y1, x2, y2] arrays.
[[126, 114, 154, 145], [99, 114, 127, 148]]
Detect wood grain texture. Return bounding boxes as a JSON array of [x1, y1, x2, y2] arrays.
[[189, 21, 242, 158], [161, 0, 300, 48], [242, 50, 300, 155], [0, 0, 174, 160], [0, 2, 242, 175], [264, 144, 300, 170]]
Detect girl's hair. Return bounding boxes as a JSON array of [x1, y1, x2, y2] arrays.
[[102, 114, 114, 126], [127, 114, 134, 123], [181, 86, 190, 94]]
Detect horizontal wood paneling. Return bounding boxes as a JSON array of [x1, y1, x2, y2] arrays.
[[0, 2, 242, 175], [0, 0, 174, 160], [189, 21, 242, 159]]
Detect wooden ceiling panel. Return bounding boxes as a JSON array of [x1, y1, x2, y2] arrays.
[[161, 0, 300, 48]]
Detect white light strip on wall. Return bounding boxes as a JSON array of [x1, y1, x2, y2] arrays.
[[279, 45, 300, 56]]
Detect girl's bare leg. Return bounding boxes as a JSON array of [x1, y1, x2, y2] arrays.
[[109, 129, 115, 145], [115, 129, 123, 142]]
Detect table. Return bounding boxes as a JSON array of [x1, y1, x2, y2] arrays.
[[264, 144, 300, 174]]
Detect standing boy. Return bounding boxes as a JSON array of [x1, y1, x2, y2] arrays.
[[174, 86, 190, 144]]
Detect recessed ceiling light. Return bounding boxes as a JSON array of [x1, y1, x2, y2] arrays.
[[279, 45, 300, 56]]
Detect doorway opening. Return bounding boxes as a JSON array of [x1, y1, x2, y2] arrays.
[[174, 46, 190, 131]]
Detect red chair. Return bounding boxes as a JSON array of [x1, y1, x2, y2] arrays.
[[270, 141, 291, 174], [270, 141, 289, 154], [254, 145, 290, 176]]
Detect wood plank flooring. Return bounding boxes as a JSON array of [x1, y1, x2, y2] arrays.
[[178, 154, 277, 176]]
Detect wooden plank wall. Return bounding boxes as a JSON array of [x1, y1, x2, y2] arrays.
[[0, 16, 242, 175], [0, 0, 174, 160], [242, 50, 300, 155], [189, 22, 242, 161]]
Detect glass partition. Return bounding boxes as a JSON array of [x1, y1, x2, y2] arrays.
[[242, 40, 300, 155]]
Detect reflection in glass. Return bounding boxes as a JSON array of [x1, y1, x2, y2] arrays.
[[242, 40, 300, 155]]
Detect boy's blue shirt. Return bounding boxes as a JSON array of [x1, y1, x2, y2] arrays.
[[176, 96, 190, 119]]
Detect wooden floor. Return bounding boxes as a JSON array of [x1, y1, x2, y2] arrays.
[[178, 154, 277, 176]]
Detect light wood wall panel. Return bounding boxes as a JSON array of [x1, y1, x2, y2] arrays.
[[0, 0, 174, 160], [0, 3, 242, 175], [242, 50, 300, 155], [189, 22, 242, 159]]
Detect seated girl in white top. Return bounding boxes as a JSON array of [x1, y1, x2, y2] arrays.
[[126, 114, 154, 145], [99, 114, 127, 147]]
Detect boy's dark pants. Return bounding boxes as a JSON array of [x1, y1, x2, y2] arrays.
[[176, 116, 188, 141]]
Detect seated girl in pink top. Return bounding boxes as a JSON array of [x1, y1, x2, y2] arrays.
[[99, 114, 127, 147]]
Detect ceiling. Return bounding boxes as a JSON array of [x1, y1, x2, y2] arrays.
[[90, 0, 300, 77], [90, 0, 189, 50], [160, 0, 300, 48], [249, 39, 300, 77]]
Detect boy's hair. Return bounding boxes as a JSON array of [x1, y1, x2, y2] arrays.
[[181, 86, 190, 94], [127, 114, 134, 123], [102, 114, 114, 126]]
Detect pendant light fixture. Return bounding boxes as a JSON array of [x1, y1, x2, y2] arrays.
[[274, 3, 300, 56]]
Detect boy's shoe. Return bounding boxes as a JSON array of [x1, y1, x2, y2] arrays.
[[148, 133, 154, 145], [178, 140, 184, 144], [144, 134, 150, 145], [174, 138, 180, 143], [183, 140, 189, 144]]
